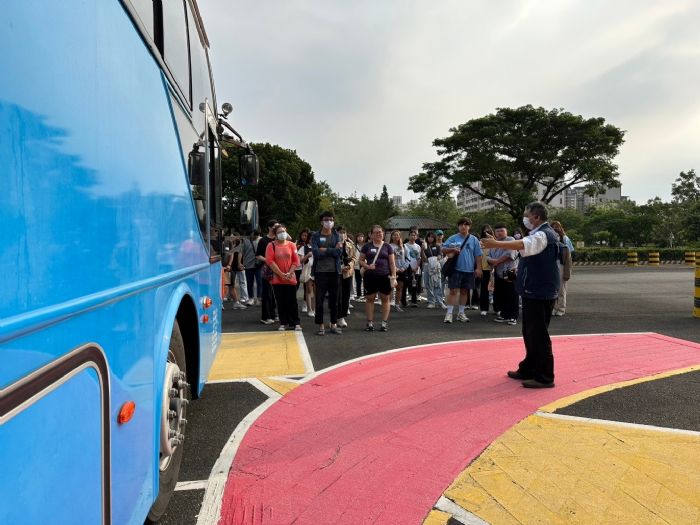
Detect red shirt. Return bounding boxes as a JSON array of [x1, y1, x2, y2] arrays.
[[265, 241, 300, 285]]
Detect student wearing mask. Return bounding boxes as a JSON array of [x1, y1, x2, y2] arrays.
[[310, 211, 343, 335], [404, 229, 425, 307], [265, 224, 301, 331]]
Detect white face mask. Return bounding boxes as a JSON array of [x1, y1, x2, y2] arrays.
[[323, 220, 334, 229], [277, 232, 288, 241], [522, 217, 533, 230]]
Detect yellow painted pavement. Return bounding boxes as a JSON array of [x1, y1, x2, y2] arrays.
[[260, 377, 300, 396], [443, 414, 700, 525], [208, 332, 307, 381], [423, 509, 451, 525]]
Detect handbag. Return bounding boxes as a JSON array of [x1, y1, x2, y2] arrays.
[[262, 242, 275, 281], [360, 242, 383, 276], [442, 235, 470, 277], [300, 261, 312, 283]]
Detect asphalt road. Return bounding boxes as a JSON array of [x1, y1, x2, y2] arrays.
[[160, 265, 699, 524]]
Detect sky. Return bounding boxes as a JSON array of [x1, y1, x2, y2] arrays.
[[199, 0, 700, 204]]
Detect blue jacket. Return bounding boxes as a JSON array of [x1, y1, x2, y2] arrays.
[[516, 223, 561, 300], [310, 230, 342, 273]]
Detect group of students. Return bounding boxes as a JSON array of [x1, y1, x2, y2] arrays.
[[224, 210, 574, 336]]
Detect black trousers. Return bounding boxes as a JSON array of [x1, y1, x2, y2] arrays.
[[354, 270, 364, 297], [406, 268, 422, 304], [261, 278, 277, 321], [273, 284, 300, 327], [518, 297, 556, 384], [314, 272, 339, 325], [479, 270, 491, 311], [337, 275, 353, 318], [494, 276, 518, 320]]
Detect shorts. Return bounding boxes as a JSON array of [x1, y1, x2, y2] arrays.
[[447, 270, 475, 291], [363, 273, 392, 296]]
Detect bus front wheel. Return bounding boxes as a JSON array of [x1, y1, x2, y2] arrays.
[[147, 321, 190, 523]]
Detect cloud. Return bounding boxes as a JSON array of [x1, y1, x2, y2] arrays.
[[200, 0, 700, 204]]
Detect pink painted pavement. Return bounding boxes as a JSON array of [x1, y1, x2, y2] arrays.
[[219, 333, 700, 524]]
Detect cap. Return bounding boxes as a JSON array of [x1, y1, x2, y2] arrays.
[[435, 230, 444, 235]]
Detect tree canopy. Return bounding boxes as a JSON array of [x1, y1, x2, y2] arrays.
[[222, 142, 325, 235], [408, 105, 626, 221]]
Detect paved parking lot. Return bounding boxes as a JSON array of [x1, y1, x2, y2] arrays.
[[162, 266, 700, 524]]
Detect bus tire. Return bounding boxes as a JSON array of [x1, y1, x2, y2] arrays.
[[147, 320, 190, 523]]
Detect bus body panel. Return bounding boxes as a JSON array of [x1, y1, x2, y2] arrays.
[[0, 368, 103, 524], [1, 2, 223, 524]]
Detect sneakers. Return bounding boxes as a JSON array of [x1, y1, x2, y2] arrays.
[[337, 318, 348, 328], [380, 321, 388, 332], [329, 325, 342, 335], [277, 325, 286, 331], [494, 316, 508, 323], [495, 316, 517, 325], [427, 303, 436, 309], [394, 305, 403, 312], [308, 310, 315, 317], [261, 318, 275, 325], [443, 313, 453, 323], [302, 304, 308, 313], [232, 302, 247, 310], [294, 325, 303, 331], [365, 322, 374, 332], [456, 312, 470, 323], [245, 298, 256, 306], [440, 301, 448, 309], [480, 311, 488, 316], [507, 319, 517, 326], [470, 305, 479, 310], [553, 310, 565, 317]]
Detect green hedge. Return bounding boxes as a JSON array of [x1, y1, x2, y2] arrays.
[[572, 247, 698, 263]]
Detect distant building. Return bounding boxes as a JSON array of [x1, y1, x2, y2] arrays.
[[391, 195, 402, 208], [456, 184, 497, 213], [457, 182, 622, 213]]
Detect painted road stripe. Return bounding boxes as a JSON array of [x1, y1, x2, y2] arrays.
[[443, 413, 700, 524], [535, 410, 700, 437], [539, 363, 700, 413], [195, 396, 279, 525], [435, 496, 489, 524], [175, 480, 208, 491], [217, 333, 700, 525]]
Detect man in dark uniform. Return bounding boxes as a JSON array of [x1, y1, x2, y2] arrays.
[[480, 201, 560, 388]]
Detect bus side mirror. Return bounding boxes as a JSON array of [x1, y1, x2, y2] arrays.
[[188, 147, 206, 186], [239, 154, 259, 186], [240, 200, 258, 233]]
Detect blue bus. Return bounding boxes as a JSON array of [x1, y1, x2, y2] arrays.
[[0, 2, 258, 523]]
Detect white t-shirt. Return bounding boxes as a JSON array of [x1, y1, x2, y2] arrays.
[[404, 241, 422, 272]]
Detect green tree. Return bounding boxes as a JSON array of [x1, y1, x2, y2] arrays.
[[671, 169, 700, 204], [222, 142, 324, 235], [404, 195, 461, 225], [408, 105, 625, 222]]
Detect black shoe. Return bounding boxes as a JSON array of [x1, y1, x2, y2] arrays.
[[365, 323, 374, 332], [380, 322, 388, 332], [507, 370, 532, 380], [522, 379, 555, 388]]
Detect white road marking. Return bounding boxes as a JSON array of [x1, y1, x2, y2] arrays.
[[535, 411, 700, 437], [435, 495, 490, 524]]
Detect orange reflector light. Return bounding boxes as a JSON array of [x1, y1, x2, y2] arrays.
[[118, 401, 136, 424], [201, 314, 209, 324], [202, 296, 212, 309]]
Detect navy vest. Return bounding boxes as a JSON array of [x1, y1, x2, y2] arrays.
[[515, 223, 561, 300]]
